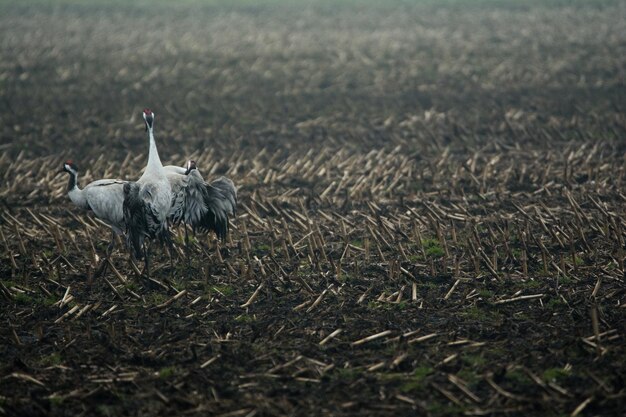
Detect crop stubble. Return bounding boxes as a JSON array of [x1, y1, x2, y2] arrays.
[[0, 1, 625, 416]]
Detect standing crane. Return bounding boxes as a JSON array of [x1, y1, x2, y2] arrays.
[[165, 160, 237, 247], [123, 109, 173, 275], [61, 160, 126, 271]]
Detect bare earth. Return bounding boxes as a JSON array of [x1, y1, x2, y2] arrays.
[[0, 1, 625, 416]]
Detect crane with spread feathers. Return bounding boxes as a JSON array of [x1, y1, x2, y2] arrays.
[[61, 160, 127, 256], [123, 109, 173, 273], [165, 160, 237, 244], [63, 108, 237, 276]]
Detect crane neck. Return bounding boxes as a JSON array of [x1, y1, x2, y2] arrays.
[[66, 170, 89, 209], [67, 170, 79, 192], [145, 126, 164, 175]]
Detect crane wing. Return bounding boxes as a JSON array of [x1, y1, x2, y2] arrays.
[[83, 181, 126, 234], [163, 165, 186, 175], [196, 176, 237, 240], [139, 183, 172, 244], [209, 177, 237, 215], [88, 179, 127, 187], [123, 182, 171, 260], [166, 171, 189, 225], [123, 182, 147, 259]]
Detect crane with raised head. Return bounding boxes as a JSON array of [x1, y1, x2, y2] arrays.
[[123, 109, 173, 276]]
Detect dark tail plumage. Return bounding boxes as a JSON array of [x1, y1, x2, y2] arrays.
[[197, 177, 237, 241], [123, 182, 146, 260], [123, 182, 173, 259]]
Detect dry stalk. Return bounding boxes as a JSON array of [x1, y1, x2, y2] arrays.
[[306, 288, 329, 313], [319, 329, 342, 346], [444, 279, 461, 300], [408, 333, 438, 344], [570, 397, 593, 417], [494, 294, 544, 304], [241, 283, 265, 308], [156, 290, 188, 309], [351, 330, 393, 346]]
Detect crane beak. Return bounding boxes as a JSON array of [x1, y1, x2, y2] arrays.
[[144, 115, 154, 132]]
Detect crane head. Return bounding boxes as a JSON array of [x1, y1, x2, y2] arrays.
[[185, 160, 198, 175], [62, 160, 78, 175], [143, 108, 154, 131]]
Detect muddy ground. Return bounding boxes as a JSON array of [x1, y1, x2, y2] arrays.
[[0, 1, 625, 416]]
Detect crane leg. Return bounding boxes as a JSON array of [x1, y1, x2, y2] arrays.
[[94, 230, 118, 279], [184, 225, 191, 273], [158, 227, 174, 279], [168, 244, 174, 279], [106, 230, 116, 257], [94, 255, 108, 278], [143, 243, 150, 278]]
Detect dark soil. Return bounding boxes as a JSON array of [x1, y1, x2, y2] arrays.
[[0, 1, 625, 416]]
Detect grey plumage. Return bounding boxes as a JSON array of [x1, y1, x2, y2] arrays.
[[122, 181, 171, 259], [122, 182, 144, 259], [62, 161, 127, 252], [201, 176, 237, 240], [164, 165, 188, 227], [123, 109, 173, 262], [165, 161, 237, 241]]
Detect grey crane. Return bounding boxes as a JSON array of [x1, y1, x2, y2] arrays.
[[123, 109, 173, 275], [165, 160, 237, 246], [61, 160, 127, 257]]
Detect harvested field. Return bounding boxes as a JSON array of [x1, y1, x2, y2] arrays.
[[0, 0, 625, 416]]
